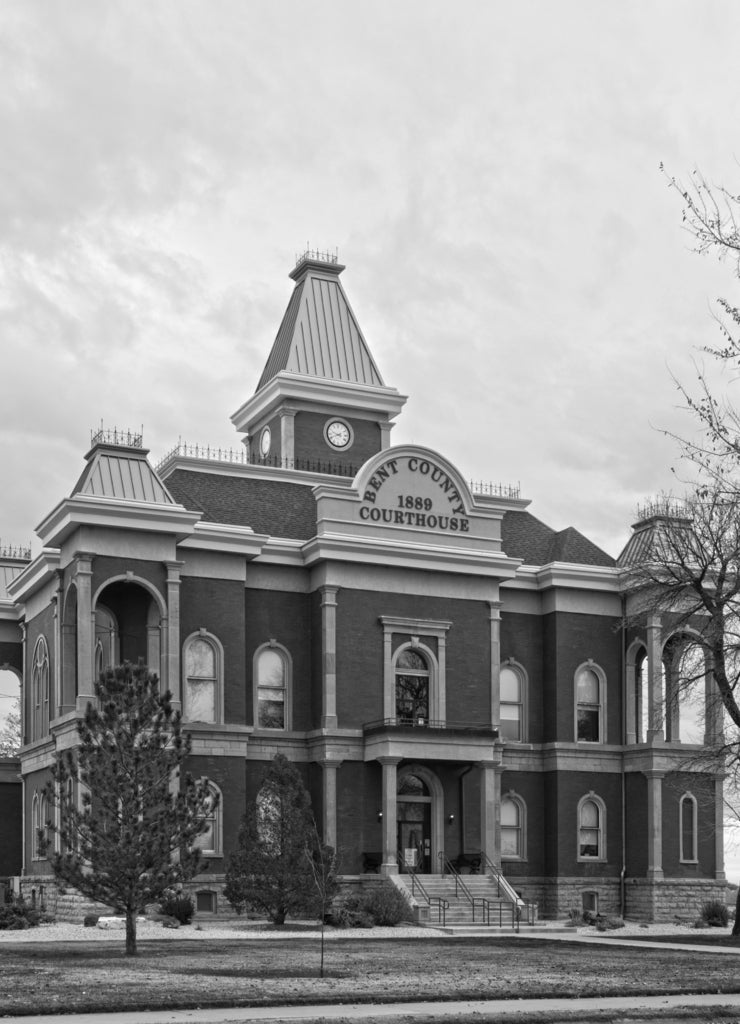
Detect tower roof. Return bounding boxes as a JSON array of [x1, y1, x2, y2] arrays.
[[71, 429, 176, 505], [256, 250, 385, 391]]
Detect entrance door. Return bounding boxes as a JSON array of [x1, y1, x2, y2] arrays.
[[397, 802, 431, 873]]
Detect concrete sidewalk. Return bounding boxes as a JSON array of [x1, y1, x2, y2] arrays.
[[5, 992, 740, 1024]]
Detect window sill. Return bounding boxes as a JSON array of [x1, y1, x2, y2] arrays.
[[577, 857, 606, 863]]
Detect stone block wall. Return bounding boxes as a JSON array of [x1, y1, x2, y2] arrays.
[[625, 878, 728, 922]]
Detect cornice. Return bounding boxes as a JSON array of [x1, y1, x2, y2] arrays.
[[300, 533, 521, 578], [7, 549, 61, 604], [231, 371, 407, 435], [158, 455, 356, 489], [178, 520, 269, 559], [36, 494, 202, 548]]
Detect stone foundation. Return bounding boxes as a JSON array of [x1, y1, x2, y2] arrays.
[[506, 876, 728, 922], [625, 878, 728, 922]]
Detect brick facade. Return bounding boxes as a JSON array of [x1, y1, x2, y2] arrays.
[[2, 255, 728, 923]]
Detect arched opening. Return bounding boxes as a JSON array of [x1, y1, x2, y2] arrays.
[[663, 634, 707, 744], [94, 579, 163, 680], [61, 584, 78, 713], [0, 667, 21, 755], [396, 765, 444, 873], [395, 649, 430, 725]]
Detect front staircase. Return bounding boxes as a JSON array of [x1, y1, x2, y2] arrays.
[[397, 866, 538, 933]]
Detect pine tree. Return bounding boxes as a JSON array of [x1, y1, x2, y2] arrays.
[[224, 753, 336, 925], [40, 662, 214, 955]]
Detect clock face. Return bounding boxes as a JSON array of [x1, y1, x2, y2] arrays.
[[259, 426, 271, 457], [326, 420, 351, 450]]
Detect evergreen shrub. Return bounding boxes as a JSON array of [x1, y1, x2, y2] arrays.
[[700, 900, 729, 927], [158, 892, 195, 924]]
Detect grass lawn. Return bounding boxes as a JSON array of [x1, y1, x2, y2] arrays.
[[3, 935, 740, 1017]]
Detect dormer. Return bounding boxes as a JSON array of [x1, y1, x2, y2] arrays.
[[231, 250, 406, 475]]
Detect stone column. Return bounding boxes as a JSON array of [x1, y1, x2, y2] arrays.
[[379, 757, 400, 874], [51, 575, 61, 722], [74, 554, 95, 713], [646, 615, 664, 745], [378, 421, 394, 450], [320, 586, 339, 729], [320, 759, 342, 850], [487, 600, 502, 730], [479, 760, 501, 868], [645, 769, 664, 881], [280, 407, 297, 464], [704, 653, 724, 747], [714, 775, 726, 881], [164, 562, 183, 709]]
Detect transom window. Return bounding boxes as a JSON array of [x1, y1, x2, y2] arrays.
[[395, 649, 430, 724], [500, 664, 525, 741], [255, 644, 291, 730], [500, 793, 526, 859], [32, 635, 50, 740], [183, 632, 222, 724], [194, 782, 222, 857], [680, 792, 698, 863], [575, 664, 605, 743], [578, 794, 605, 860]]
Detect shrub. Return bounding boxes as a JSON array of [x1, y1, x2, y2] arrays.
[[83, 914, 99, 927], [158, 892, 194, 925], [596, 915, 625, 931], [326, 885, 413, 928], [326, 896, 373, 929], [361, 885, 413, 927], [700, 900, 729, 927], [0, 897, 53, 930]]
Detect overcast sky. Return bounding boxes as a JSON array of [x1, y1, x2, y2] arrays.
[[3, 0, 740, 874], [2, 0, 740, 562]]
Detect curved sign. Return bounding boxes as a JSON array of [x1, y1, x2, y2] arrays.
[[358, 454, 470, 533]]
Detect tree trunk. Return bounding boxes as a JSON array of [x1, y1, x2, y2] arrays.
[[125, 907, 138, 956], [732, 888, 740, 937]]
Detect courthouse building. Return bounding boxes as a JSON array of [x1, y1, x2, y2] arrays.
[[0, 251, 728, 919]]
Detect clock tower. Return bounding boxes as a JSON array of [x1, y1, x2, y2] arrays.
[[231, 250, 406, 474]]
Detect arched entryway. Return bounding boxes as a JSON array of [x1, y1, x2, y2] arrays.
[[396, 765, 444, 874]]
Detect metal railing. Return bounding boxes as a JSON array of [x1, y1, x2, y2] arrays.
[[397, 855, 447, 926], [439, 851, 493, 926], [155, 442, 358, 478], [478, 850, 538, 927]]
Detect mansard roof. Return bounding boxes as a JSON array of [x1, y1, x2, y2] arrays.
[[501, 511, 615, 567], [72, 436, 176, 505], [163, 465, 616, 567], [256, 253, 385, 391], [163, 469, 318, 540], [0, 561, 26, 602]]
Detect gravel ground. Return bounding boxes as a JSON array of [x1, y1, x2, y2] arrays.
[[0, 917, 717, 943]]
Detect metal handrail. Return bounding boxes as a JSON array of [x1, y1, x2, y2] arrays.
[[397, 855, 448, 926], [478, 850, 538, 927], [438, 851, 475, 909]]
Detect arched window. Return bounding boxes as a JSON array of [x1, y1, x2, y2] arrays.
[[575, 663, 606, 743], [680, 792, 698, 863], [500, 792, 526, 860], [32, 636, 50, 740], [254, 643, 291, 730], [31, 792, 40, 860], [194, 781, 222, 857], [500, 663, 527, 742], [395, 649, 430, 725], [578, 793, 606, 860], [182, 632, 223, 724]]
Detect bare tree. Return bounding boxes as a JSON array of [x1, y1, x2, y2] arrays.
[[661, 165, 740, 469], [0, 696, 21, 757]]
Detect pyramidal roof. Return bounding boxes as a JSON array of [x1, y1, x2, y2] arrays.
[[72, 431, 175, 505], [256, 251, 385, 391]]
